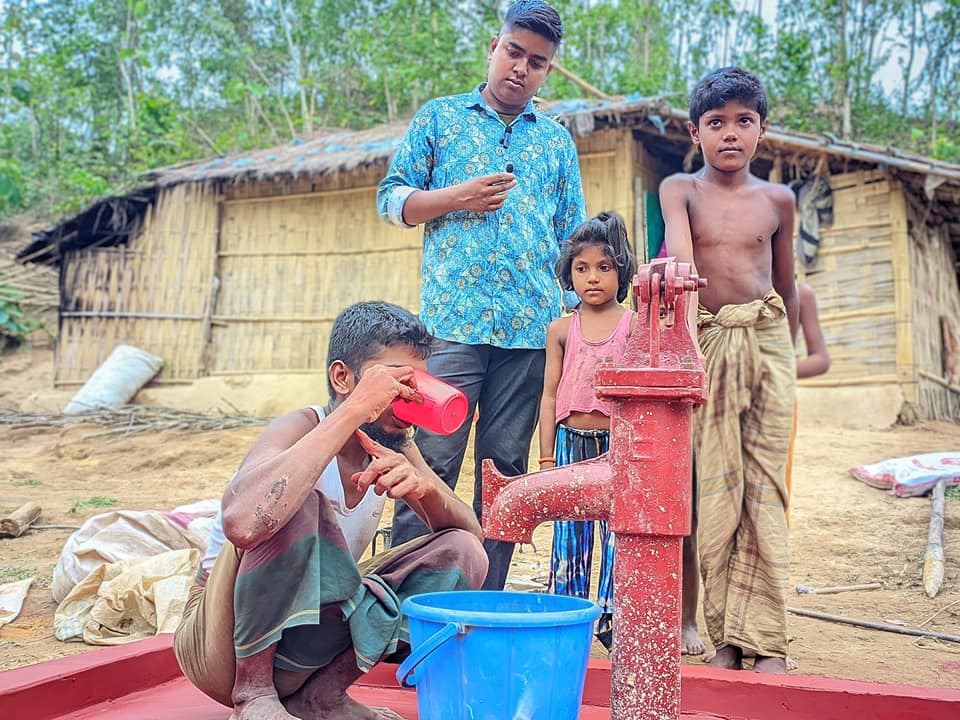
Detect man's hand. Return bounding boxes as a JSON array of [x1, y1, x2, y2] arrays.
[[353, 429, 435, 501], [344, 365, 420, 424], [453, 173, 516, 213]]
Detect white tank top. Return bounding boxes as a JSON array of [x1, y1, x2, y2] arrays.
[[201, 407, 386, 571]]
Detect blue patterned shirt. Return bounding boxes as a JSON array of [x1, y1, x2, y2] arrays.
[[377, 84, 586, 349]]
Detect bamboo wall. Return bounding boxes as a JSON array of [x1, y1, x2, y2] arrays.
[[55, 129, 960, 422], [56, 184, 219, 385], [206, 135, 634, 375], [906, 196, 960, 419], [796, 170, 899, 388], [54, 129, 638, 384], [578, 128, 635, 228], [209, 165, 420, 374]]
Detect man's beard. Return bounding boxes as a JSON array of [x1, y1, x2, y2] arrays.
[[359, 421, 411, 453]]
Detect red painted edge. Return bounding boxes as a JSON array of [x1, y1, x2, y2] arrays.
[[579, 660, 960, 720], [0, 636, 182, 720], [4, 640, 960, 720], [680, 665, 960, 720]]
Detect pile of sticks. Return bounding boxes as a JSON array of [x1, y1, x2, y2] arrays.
[[0, 405, 271, 439], [0, 251, 59, 315]]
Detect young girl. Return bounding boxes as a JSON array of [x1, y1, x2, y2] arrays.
[[539, 211, 637, 651]]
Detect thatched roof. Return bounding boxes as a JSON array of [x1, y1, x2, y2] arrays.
[[145, 122, 410, 187], [21, 94, 960, 266]]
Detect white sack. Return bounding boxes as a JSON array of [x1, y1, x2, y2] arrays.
[[52, 502, 217, 603], [64, 344, 164, 414]]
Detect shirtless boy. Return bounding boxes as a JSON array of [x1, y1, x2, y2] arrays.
[[660, 67, 797, 674]]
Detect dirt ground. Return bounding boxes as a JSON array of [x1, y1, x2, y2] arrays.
[[1, 345, 959, 688]]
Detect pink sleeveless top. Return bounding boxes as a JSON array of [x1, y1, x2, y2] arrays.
[[555, 310, 633, 423]]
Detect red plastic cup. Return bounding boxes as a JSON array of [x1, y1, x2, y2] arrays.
[[392, 369, 469, 436]]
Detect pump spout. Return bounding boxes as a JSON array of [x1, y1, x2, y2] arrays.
[[481, 456, 612, 543]]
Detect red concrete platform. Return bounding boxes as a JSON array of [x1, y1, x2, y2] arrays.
[[2, 636, 959, 720]]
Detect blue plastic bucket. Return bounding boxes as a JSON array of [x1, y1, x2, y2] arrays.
[[396, 591, 600, 720]]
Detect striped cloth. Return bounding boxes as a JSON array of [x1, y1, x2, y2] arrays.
[[694, 290, 795, 659], [548, 425, 614, 633], [174, 489, 486, 706]]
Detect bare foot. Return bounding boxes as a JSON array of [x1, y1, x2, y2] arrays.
[[369, 707, 405, 720], [231, 695, 300, 720], [285, 691, 404, 719], [753, 655, 788, 674], [680, 623, 705, 656], [707, 645, 743, 670], [280, 647, 405, 719]]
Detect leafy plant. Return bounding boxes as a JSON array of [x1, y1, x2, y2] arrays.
[[69, 496, 119, 513], [932, 137, 960, 164], [0, 565, 37, 581], [11, 478, 43, 487], [0, 160, 24, 213], [0, 284, 40, 352]]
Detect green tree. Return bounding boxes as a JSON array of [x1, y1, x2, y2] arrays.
[[0, 0, 957, 222]]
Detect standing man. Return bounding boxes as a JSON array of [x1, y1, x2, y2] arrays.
[[377, 0, 586, 590]]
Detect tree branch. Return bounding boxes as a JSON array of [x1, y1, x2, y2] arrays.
[[550, 61, 616, 101], [247, 56, 297, 139]]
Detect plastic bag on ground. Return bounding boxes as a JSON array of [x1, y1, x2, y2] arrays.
[[849, 452, 960, 497], [0, 578, 34, 628], [52, 500, 218, 602], [54, 548, 199, 644]]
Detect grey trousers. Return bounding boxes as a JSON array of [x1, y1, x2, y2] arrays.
[[391, 340, 546, 591]]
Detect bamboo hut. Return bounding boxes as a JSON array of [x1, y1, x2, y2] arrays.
[[21, 97, 960, 422]]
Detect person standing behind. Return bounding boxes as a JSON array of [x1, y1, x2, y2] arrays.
[[795, 282, 830, 380], [660, 67, 798, 673], [784, 281, 831, 520], [377, 0, 586, 591], [538, 211, 637, 651]]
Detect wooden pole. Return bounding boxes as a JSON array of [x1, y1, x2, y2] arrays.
[[0, 502, 42, 538], [795, 582, 882, 595], [549, 61, 617, 101], [787, 606, 960, 644], [924, 478, 947, 598], [919, 369, 960, 395]]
